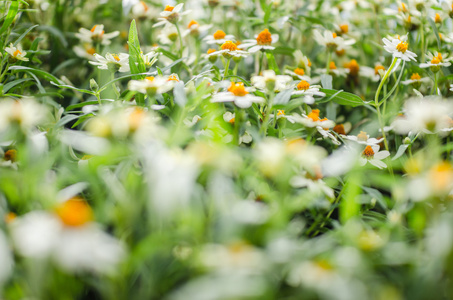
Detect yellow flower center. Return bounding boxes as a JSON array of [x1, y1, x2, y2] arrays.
[[228, 82, 248, 97], [164, 5, 174, 11], [4, 212, 16, 224], [112, 54, 120, 61], [221, 41, 238, 51], [297, 80, 310, 91], [346, 59, 359, 76], [55, 198, 93, 227], [374, 65, 385, 75], [396, 41, 408, 53], [294, 68, 305, 76], [431, 57, 440, 64], [339, 24, 349, 34], [357, 131, 368, 141], [307, 109, 320, 121], [410, 73, 421, 80], [332, 32, 337, 38], [362, 145, 375, 158], [429, 161, 453, 192], [128, 108, 146, 131], [86, 47, 96, 55], [168, 74, 179, 81], [213, 30, 226, 40], [256, 29, 272, 45], [146, 76, 155, 81], [13, 49, 22, 57], [187, 20, 199, 28], [329, 61, 337, 69], [207, 48, 217, 54], [437, 53, 443, 61], [277, 110, 285, 116], [435, 13, 441, 23]]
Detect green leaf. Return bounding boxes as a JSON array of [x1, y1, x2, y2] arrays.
[[0, 0, 19, 36], [50, 81, 95, 95], [13, 24, 38, 46], [319, 89, 366, 107], [3, 78, 33, 93], [38, 25, 68, 47], [9, 66, 61, 84], [265, 52, 280, 74], [263, 3, 272, 25], [66, 100, 112, 111], [428, 17, 441, 50]]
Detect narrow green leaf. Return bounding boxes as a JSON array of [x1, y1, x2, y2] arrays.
[[9, 66, 61, 84], [319, 89, 366, 107], [13, 24, 38, 46], [3, 78, 33, 93], [0, 0, 19, 36]]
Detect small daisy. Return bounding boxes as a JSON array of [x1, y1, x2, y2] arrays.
[[128, 76, 175, 96], [382, 35, 417, 62], [157, 24, 184, 45], [184, 20, 213, 37], [441, 0, 453, 18], [4, 43, 29, 62], [206, 41, 248, 59], [211, 82, 264, 108], [359, 64, 386, 82], [291, 109, 335, 129], [75, 24, 119, 46], [290, 172, 335, 198], [293, 50, 312, 75], [238, 29, 279, 53], [318, 61, 349, 77], [313, 30, 355, 51], [203, 29, 236, 45], [269, 110, 298, 123], [419, 52, 451, 71], [359, 145, 390, 169], [73, 43, 96, 60], [285, 67, 312, 81], [251, 70, 292, 93], [291, 80, 325, 104], [140, 51, 159, 68], [317, 127, 341, 145], [153, 4, 191, 27], [89, 53, 130, 72], [401, 73, 431, 86], [342, 131, 384, 145]]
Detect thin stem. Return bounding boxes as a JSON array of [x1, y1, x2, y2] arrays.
[[420, 16, 425, 63], [175, 23, 184, 58], [223, 58, 231, 80], [432, 72, 439, 95], [325, 50, 331, 74], [260, 91, 275, 136]]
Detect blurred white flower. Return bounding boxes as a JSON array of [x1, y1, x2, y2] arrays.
[[90, 53, 130, 72], [203, 29, 236, 45], [211, 82, 264, 108], [75, 24, 119, 45], [238, 29, 279, 52], [342, 131, 383, 146], [358, 145, 390, 169], [5, 43, 29, 61], [0, 98, 48, 133], [153, 3, 191, 27], [251, 70, 292, 93]]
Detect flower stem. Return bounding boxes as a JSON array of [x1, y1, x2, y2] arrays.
[[374, 57, 398, 106], [175, 23, 184, 58], [260, 91, 275, 136], [432, 72, 438, 95], [325, 50, 331, 74], [223, 58, 231, 80]]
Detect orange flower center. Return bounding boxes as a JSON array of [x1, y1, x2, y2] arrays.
[[431, 57, 440, 64], [207, 49, 216, 54], [410, 73, 421, 80], [435, 13, 441, 23], [339, 24, 349, 34], [399, 3, 407, 12], [396, 41, 408, 53], [13, 49, 22, 57], [4, 149, 17, 162], [297, 80, 310, 91], [346, 59, 359, 76], [55, 198, 93, 227], [228, 117, 235, 124], [357, 131, 368, 141], [128, 108, 146, 131], [333, 124, 346, 135], [374, 65, 385, 75], [145, 76, 155, 82], [112, 54, 120, 61], [362, 145, 375, 158], [4, 212, 16, 224], [429, 161, 453, 192], [164, 5, 174, 11], [188, 20, 199, 28], [221, 41, 238, 51], [90, 25, 97, 32], [168, 74, 179, 81], [228, 82, 248, 97], [277, 110, 285, 116], [307, 109, 320, 121], [86, 47, 96, 55], [294, 68, 305, 76], [307, 58, 312, 67], [329, 61, 337, 69], [256, 29, 272, 45], [213, 30, 226, 40], [332, 32, 338, 38]]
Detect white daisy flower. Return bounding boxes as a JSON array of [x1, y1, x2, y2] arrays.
[[251, 70, 292, 93], [291, 80, 325, 104], [203, 29, 236, 45], [316, 127, 341, 145], [269, 110, 298, 123], [75, 24, 119, 45], [130, 1, 155, 19], [9, 198, 125, 275], [359, 145, 390, 169], [317, 61, 349, 77], [0, 98, 48, 133], [206, 41, 249, 59], [313, 29, 355, 51], [382, 35, 417, 62], [401, 73, 431, 86], [128, 75, 175, 95], [359, 64, 386, 82], [184, 20, 213, 37], [392, 97, 453, 134], [293, 50, 312, 75], [211, 82, 264, 108], [140, 51, 159, 68], [152, 4, 191, 27], [73, 43, 96, 60], [419, 52, 451, 70], [342, 131, 384, 145], [238, 28, 279, 53], [291, 109, 335, 129], [89, 53, 130, 73], [5, 43, 29, 61], [284, 68, 314, 82], [290, 173, 335, 198], [157, 23, 185, 45]]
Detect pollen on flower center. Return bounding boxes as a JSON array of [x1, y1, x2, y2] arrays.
[[228, 82, 248, 97], [213, 30, 226, 40], [435, 13, 441, 23], [207, 49, 217, 55], [332, 32, 338, 38], [357, 131, 368, 141], [307, 109, 320, 121], [410, 73, 421, 80], [333, 124, 346, 135], [4, 149, 17, 162], [145, 76, 155, 82], [221, 41, 238, 51], [55, 197, 93, 227], [329, 61, 337, 69], [374, 65, 385, 75], [339, 24, 349, 34], [294, 68, 305, 76], [256, 29, 272, 45], [168, 75, 179, 81], [297, 80, 310, 91], [362, 145, 375, 158], [277, 110, 285, 116], [13, 49, 22, 57], [164, 5, 174, 11], [112, 54, 120, 61], [86, 47, 96, 55], [346, 59, 359, 76], [396, 41, 408, 53]]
